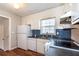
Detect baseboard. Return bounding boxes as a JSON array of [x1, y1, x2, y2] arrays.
[[4, 49, 7, 51], [4, 47, 17, 51], [11, 46, 18, 50], [17, 47, 28, 50]]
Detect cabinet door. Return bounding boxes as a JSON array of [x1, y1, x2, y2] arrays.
[[28, 38, 36, 51], [37, 41, 45, 54], [37, 39, 48, 54]]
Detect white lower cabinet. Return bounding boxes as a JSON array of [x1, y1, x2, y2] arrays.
[[28, 38, 37, 51], [37, 39, 48, 54], [28, 38, 48, 54]]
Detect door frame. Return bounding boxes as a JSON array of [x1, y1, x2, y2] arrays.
[[0, 14, 11, 51]]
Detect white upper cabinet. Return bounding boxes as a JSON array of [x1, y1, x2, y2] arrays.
[[72, 4, 79, 24], [72, 4, 79, 12]]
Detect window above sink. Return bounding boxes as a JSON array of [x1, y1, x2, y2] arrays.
[[40, 17, 56, 35]]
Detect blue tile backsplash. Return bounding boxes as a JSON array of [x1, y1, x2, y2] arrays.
[[31, 29, 71, 40], [56, 29, 71, 40], [32, 30, 40, 37]]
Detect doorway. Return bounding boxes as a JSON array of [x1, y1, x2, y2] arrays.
[[0, 16, 9, 50]]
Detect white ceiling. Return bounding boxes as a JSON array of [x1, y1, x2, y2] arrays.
[[0, 3, 64, 16]]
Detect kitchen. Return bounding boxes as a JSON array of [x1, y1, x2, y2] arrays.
[[18, 3, 79, 56], [0, 3, 79, 56]]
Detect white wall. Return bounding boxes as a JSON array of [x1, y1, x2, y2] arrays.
[[0, 9, 21, 50], [21, 6, 63, 29], [21, 4, 71, 30]]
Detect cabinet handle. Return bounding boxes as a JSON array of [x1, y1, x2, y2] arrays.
[[44, 45, 48, 52]]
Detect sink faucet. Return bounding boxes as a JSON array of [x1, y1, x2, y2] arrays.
[[34, 34, 36, 38]]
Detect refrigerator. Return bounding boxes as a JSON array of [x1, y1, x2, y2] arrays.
[[17, 25, 31, 50]]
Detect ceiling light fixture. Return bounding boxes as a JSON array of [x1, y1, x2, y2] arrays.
[[13, 3, 24, 9]]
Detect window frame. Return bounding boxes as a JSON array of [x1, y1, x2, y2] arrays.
[[40, 17, 56, 35]]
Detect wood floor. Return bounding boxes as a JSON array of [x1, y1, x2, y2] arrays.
[[0, 48, 44, 56]]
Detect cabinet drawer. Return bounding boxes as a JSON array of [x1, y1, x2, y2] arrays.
[[37, 39, 48, 43]]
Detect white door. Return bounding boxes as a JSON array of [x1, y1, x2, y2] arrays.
[[0, 24, 4, 50], [17, 34, 27, 50]]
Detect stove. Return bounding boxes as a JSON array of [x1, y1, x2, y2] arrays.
[[45, 39, 79, 56], [48, 39, 79, 50]]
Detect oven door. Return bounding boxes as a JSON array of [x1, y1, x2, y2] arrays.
[[45, 46, 79, 56]]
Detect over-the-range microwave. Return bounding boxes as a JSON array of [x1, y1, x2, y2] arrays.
[[60, 11, 79, 25]]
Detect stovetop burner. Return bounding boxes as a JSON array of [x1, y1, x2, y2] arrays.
[[49, 39, 79, 50]]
